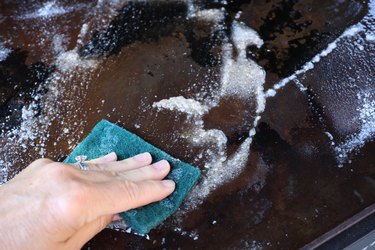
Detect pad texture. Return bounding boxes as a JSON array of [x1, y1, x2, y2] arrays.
[[64, 119, 201, 234]]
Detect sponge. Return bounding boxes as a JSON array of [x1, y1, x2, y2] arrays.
[[64, 119, 201, 234]]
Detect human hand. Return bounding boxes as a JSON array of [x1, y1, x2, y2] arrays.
[[0, 152, 175, 250]]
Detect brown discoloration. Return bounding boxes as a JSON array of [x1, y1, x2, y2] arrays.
[[0, 0, 374, 249]]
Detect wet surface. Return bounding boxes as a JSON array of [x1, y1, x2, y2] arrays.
[[0, 0, 374, 249]]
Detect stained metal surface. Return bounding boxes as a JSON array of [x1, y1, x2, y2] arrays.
[[0, 1, 374, 249]]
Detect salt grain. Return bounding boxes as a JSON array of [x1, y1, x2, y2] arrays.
[[0, 43, 11, 62]]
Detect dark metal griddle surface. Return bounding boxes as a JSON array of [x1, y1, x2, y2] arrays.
[[0, 0, 374, 249]]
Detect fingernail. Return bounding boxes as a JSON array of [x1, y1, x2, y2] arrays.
[[104, 152, 117, 159], [162, 180, 175, 189], [153, 160, 169, 171], [133, 152, 151, 162]]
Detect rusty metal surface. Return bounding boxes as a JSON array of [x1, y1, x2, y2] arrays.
[[0, 1, 374, 249]]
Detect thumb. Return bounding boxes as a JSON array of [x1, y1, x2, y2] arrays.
[[90, 179, 176, 216]]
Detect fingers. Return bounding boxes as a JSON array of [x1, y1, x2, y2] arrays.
[[87, 152, 117, 164], [69, 152, 117, 172], [65, 153, 175, 222], [92, 179, 175, 215], [99, 152, 152, 172], [70, 152, 152, 174], [120, 160, 170, 182], [80, 159, 170, 185]]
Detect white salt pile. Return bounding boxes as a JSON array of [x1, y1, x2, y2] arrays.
[[195, 9, 225, 25], [220, 44, 265, 100], [232, 21, 263, 55], [220, 21, 266, 114], [153, 18, 267, 209], [56, 49, 99, 72], [152, 96, 209, 117]]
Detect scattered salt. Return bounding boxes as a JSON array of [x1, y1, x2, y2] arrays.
[[366, 33, 375, 41], [21, 1, 86, 19], [235, 11, 242, 19], [324, 132, 336, 146], [335, 92, 375, 166], [52, 34, 67, 55], [153, 20, 267, 210], [56, 49, 98, 72], [0, 19, 99, 185], [186, 0, 196, 18], [77, 23, 89, 46], [293, 79, 308, 92], [30, 1, 67, 18], [370, 0, 375, 17], [0, 43, 11, 62], [266, 23, 364, 97], [195, 9, 225, 24]]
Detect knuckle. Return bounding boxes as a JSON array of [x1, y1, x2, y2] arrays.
[[138, 167, 152, 178], [30, 158, 54, 167], [89, 163, 102, 171], [122, 158, 135, 167], [43, 165, 90, 218], [48, 163, 74, 179], [55, 181, 89, 215], [122, 181, 140, 202]]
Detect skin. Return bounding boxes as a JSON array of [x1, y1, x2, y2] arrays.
[[0, 152, 175, 250]]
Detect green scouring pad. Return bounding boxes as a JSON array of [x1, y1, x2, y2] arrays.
[[64, 119, 201, 234]]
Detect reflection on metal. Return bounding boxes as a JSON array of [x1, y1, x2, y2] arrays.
[[303, 203, 375, 249]]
